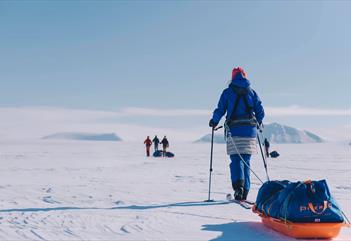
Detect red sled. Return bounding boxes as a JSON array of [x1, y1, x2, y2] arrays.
[[253, 206, 348, 239]]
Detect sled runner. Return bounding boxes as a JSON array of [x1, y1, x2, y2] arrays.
[[253, 206, 346, 239]]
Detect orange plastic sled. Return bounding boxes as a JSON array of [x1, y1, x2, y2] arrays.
[[253, 206, 347, 239]]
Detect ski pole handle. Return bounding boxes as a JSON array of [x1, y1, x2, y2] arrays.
[[257, 123, 264, 133], [215, 126, 223, 131]]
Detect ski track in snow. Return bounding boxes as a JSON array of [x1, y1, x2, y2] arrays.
[[0, 141, 350, 240]]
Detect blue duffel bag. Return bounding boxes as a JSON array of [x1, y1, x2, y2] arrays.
[[270, 151, 280, 158], [256, 180, 290, 212], [153, 150, 163, 157], [256, 180, 344, 223], [165, 151, 175, 157], [153, 150, 175, 158]]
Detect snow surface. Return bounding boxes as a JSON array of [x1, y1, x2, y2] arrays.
[[0, 140, 350, 240]]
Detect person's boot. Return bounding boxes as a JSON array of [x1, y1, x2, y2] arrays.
[[242, 189, 249, 201], [232, 179, 244, 201], [234, 187, 244, 200]]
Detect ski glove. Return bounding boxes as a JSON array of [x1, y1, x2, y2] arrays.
[[209, 119, 218, 128]]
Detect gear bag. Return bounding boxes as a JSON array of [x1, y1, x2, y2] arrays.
[[270, 151, 280, 158], [153, 150, 175, 158], [255, 180, 344, 223]]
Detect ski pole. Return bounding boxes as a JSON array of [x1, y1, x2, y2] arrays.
[[205, 125, 222, 202], [257, 128, 270, 181]]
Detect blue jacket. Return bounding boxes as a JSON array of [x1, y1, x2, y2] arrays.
[[212, 74, 265, 138]]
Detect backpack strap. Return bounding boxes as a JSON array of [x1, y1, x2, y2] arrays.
[[242, 93, 253, 114], [229, 94, 243, 120], [229, 85, 252, 120]]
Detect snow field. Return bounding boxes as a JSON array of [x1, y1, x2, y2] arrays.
[[0, 140, 350, 240]]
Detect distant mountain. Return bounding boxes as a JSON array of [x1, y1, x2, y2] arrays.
[[195, 133, 226, 144], [262, 122, 323, 144], [43, 132, 122, 141], [196, 122, 323, 144]]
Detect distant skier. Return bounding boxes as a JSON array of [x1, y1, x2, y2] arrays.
[[209, 67, 265, 201], [144, 136, 152, 157], [263, 138, 270, 158], [160, 136, 169, 157], [152, 135, 160, 151]]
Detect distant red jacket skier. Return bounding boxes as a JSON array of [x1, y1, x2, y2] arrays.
[[144, 136, 152, 157]]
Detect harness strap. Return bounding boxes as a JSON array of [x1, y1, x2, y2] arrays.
[[229, 85, 253, 120], [230, 94, 243, 120], [281, 182, 303, 223], [242, 94, 253, 113]]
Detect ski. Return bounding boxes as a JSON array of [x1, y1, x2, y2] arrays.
[[231, 199, 252, 209], [242, 200, 255, 205], [226, 193, 255, 205], [226, 194, 254, 209]]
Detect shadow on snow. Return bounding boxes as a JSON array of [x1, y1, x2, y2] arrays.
[[112, 201, 231, 210], [202, 221, 291, 241], [0, 202, 298, 240], [0, 201, 230, 213]]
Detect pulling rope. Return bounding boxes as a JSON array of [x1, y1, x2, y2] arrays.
[[225, 124, 264, 184], [341, 210, 351, 225]]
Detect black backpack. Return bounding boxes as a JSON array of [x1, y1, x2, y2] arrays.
[[226, 85, 257, 127]]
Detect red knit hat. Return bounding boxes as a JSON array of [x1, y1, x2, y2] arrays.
[[231, 67, 247, 80]]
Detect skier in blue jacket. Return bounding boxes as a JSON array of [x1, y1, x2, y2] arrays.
[[209, 67, 265, 201]]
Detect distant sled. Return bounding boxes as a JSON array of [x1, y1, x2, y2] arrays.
[[153, 150, 175, 158], [269, 151, 280, 158], [253, 180, 348, 239]]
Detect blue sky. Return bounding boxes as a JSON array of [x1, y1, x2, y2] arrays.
[[1, 1, 351, 139], [1, 1, 351, 108]]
